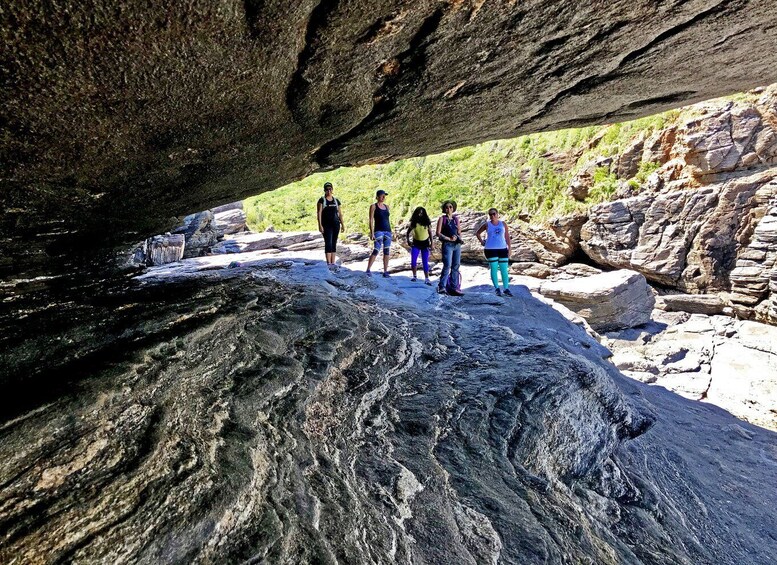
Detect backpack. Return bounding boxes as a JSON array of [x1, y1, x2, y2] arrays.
[[320, 197, 340, 223]]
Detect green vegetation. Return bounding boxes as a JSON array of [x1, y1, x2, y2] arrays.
[[244, 108, 686, 234]]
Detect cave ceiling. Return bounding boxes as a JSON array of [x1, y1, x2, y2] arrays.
[[3, 0, 777, 278]]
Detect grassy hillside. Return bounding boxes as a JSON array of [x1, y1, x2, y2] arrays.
[[244, 109, 683, 234]]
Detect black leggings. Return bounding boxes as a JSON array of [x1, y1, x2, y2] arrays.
[[323, 224, 340, 253]]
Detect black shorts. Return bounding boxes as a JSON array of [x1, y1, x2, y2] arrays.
[[412, 238, 431, 250], [484, 248, 509, 259]]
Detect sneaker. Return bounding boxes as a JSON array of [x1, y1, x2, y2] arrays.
[[382, 272, 391, 278], [448, 289, 464, 297], [424, 279, 432, 286], [495, 288, 502, 296], [366, 270, 372, 277], [503, 288, 513, 297], [410, 277, 417, 282], [437, 286, 446, 294]]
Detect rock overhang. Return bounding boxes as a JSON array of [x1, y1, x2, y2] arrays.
[[3, 0, 777, 279]]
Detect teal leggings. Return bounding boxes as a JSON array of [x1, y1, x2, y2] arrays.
[[488, 258, 510, 289]]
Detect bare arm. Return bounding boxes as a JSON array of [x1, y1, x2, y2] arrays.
[[475, 222, 487, 245], [317, 200, 323, 233], [368, 204, 376, 239], [503, 221, 511, 254], [337, 201, 344, 231], [435, 216, 445, 241]]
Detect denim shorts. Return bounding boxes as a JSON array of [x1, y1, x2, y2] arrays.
[[372, 231, 393, 255]]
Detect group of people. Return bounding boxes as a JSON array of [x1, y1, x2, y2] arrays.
[[316, 182, 512, 297]]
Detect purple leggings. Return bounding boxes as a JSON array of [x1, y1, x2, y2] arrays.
[[411, 246, 430, 273]]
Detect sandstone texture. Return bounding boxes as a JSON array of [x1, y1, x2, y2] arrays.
[[4, 1, 777, 279], [1, 260, 776, 563]]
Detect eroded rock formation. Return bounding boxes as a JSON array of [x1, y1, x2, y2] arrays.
[[4, 0, 777, 279]]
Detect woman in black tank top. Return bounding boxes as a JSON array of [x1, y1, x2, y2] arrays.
[[367, 189, 393, 277], [317, 182, 344, 269]]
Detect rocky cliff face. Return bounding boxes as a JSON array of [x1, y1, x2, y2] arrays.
[[4, 0, 777, 279], [577, 88, 777, 323], [2, 263, 776, 564]]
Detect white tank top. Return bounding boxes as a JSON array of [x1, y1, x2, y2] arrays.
[[484, 221, 507, 249]]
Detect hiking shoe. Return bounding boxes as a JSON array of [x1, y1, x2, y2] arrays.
[[437, 286, 446, 294], [503, 288, 513, 297], [382, 272, 390, 278], [424, 279, 432, 286], [495, 288, 502, 297], [448, 289, 464, 297], [410, 277, 417, 282], [366, 270, 372, 277]]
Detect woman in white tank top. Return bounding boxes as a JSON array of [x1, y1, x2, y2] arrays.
[[475, 208, 512, 296]]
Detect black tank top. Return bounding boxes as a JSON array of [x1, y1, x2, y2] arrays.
[[318, 197, 340, 227], [441, 215, 458, 238], [373, 205, 390, 232]]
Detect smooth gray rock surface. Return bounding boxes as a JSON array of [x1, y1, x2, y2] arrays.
[[1, 260, 776, 564]]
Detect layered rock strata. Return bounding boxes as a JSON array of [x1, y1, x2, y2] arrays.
[[1, 264, 776, 563], [580, 171, 777, 323]]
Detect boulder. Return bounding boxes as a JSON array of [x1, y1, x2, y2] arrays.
[[642, 127, 677, 166], [143, 234, 185, 266], [539, 269, 655, 332], [679, 101, 777, 179], [656, 293, 731, 316], [510, 262, 554, 278], [616, 135, 646, 179], [580, 169, 777, 322], [213, 201, 248, 236], [211, 231, 322, 254], [173, 211, 219, 258]]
